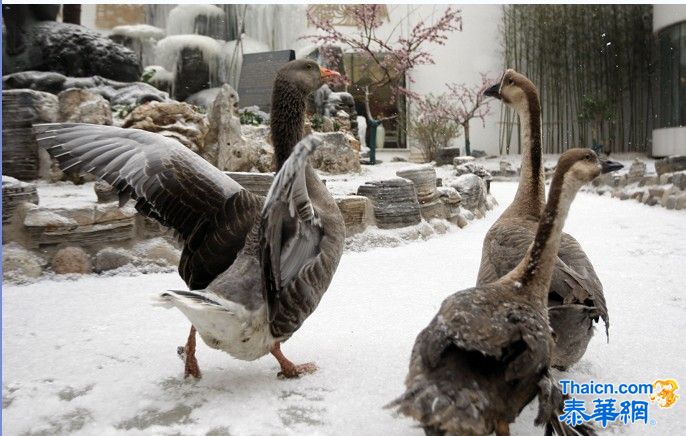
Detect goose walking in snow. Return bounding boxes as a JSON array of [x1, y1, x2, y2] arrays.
[[478, 69, 614, 370], [390, 149, 622, 436], [35, 59, 345, 379]]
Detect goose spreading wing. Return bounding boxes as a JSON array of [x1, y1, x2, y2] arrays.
[[34, 123, 263, 289]]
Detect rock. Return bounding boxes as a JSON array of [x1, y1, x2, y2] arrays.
[[452, 174, 488, 217], [2, 176, 39, 225], [437, 186, 462, 205], [676, 193, 686, 210], [627, 158, 646, 180], [671, 171, 686, 190], [357, 178, 421, 229], [396, 166, 446, 220], [209, 84, 246, 169], [310, 132, 361, 174], [95, 247, 136, 272], [470, 149, 487, 158], [435, 146, 461, 166], [664, 195, 678, 210], [486, 193, 498, 210], [122, 101, 209, 155], [2, 89, 59, 180], [638, 175, 658, 187], [133, 238, 180, 266], [224, 172, 274, 197], [3, 72, 171, 107], [57, 88, 112, 125], [655, 156, 686, 177], [219, 125, 274, 173], [335, 195, 375, 236], [498, 160, 517, 176], [3, 242, 46, 282], [52, 246, 92, 274], [454, 162, 492, 180], [94, 181, 118, 203], [659, 173, 674, 185], [5, 21, 141, 82], [453, 156, 475, 166], [449, 213, 469, 228]]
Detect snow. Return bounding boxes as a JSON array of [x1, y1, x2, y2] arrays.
[[3, 180, 685, 435], [166, 5, 225, 37], [110, 24, 166, 41], [155, 35, 224, 89]]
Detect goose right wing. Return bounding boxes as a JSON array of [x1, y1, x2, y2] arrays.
[[35, 123, 263, 288]]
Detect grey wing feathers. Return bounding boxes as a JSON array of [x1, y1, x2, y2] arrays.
[[35, 123, 262, 289], [260, 136, 323, 322]]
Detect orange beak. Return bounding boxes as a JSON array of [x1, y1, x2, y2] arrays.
[[320, 66, 341, 81]]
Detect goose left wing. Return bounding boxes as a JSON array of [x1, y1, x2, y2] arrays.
[[260, 136, 323, 324]]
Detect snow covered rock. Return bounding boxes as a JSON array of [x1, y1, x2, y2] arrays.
[[133, 238, 180, 267], [452, 174, 488, 218], [2, 243, 46, 282], [655, 155, 686, 177], [628, 158, 647, 181], [357, 178, 421, 229], [58, 89, 112, 125], [396, 166, 446, 220], [95, 247, 136, 272], [122, 101, 209, 155], [671, 171, 686, 191], [208, 84, 245, 169], [454, 162, 492, 180], [309, 132, 360, 174], [52, 246, 92, 274], [219, 125, 274, 173]]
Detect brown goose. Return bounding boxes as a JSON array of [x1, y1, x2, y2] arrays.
[[478, 69, 611, 370], [390, 149, 621, 436], [35, 59, 345, 379]]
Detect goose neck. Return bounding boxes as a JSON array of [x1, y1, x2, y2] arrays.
[[271, 79, 307, 170]]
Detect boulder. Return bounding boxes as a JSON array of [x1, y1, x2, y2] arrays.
[[52, 246, 92, 274], [655, 156, 686, 177], [219, 125, 274, 173], [122, 101, 209, 155], [453, 156, 475, 166], [2, 89, 59, 180], [3, 242, 45, 282], [470, 149, 487, 158], [676, 193, 686, 210], [57, 88, 112, 125], [95, 247, 136, 272], [357, 178, 421, 229], [4, 20, 140, 81], [310, 132, 361, 174], [671, 171, 686, 191], [435, 146, 461, 166], [209, 84, 246, 169], [335, 195, 375, 236], [627, 158, 646, 180], [452, 174, 488, 217], [498, 160, 517, 176], [133, 238, 180, 266], [454, 162, 492, 180]]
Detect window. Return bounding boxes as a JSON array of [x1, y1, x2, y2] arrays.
[[656, 21, 686, 128]]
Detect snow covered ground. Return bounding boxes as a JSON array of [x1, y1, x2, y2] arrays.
[[3, 181, 685, 435]]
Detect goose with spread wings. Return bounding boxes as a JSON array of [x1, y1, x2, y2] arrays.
[[35, 59, 345, 379]]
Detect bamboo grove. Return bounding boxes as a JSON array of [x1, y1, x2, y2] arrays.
[[499, 5, 653, 154]]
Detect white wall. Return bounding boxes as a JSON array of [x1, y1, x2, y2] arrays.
[[653, 4, 686, 33]]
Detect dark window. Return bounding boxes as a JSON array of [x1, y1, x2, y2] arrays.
[[656, 21, 686, 128]]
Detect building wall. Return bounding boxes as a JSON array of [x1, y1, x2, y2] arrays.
[[653, 4, 686, 157]]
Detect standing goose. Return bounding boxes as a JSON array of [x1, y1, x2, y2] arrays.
[[35, 59, 345, 379], [478, 69, 611, 370], [390, 149, 621, 436]]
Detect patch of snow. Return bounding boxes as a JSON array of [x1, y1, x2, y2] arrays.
[[111, 24, 166, 41], [4, 181, 684, 434]]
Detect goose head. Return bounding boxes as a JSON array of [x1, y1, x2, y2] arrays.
[[555, 148, 624, 190], [483, 69, 538, 109], [276, 59, 340, 95]]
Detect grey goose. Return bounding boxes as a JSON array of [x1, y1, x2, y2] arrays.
[[35, 59, 345, 379]]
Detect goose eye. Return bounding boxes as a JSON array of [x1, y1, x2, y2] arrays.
[[585, 154, 592, 160], [508, 79, 515, 85]]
